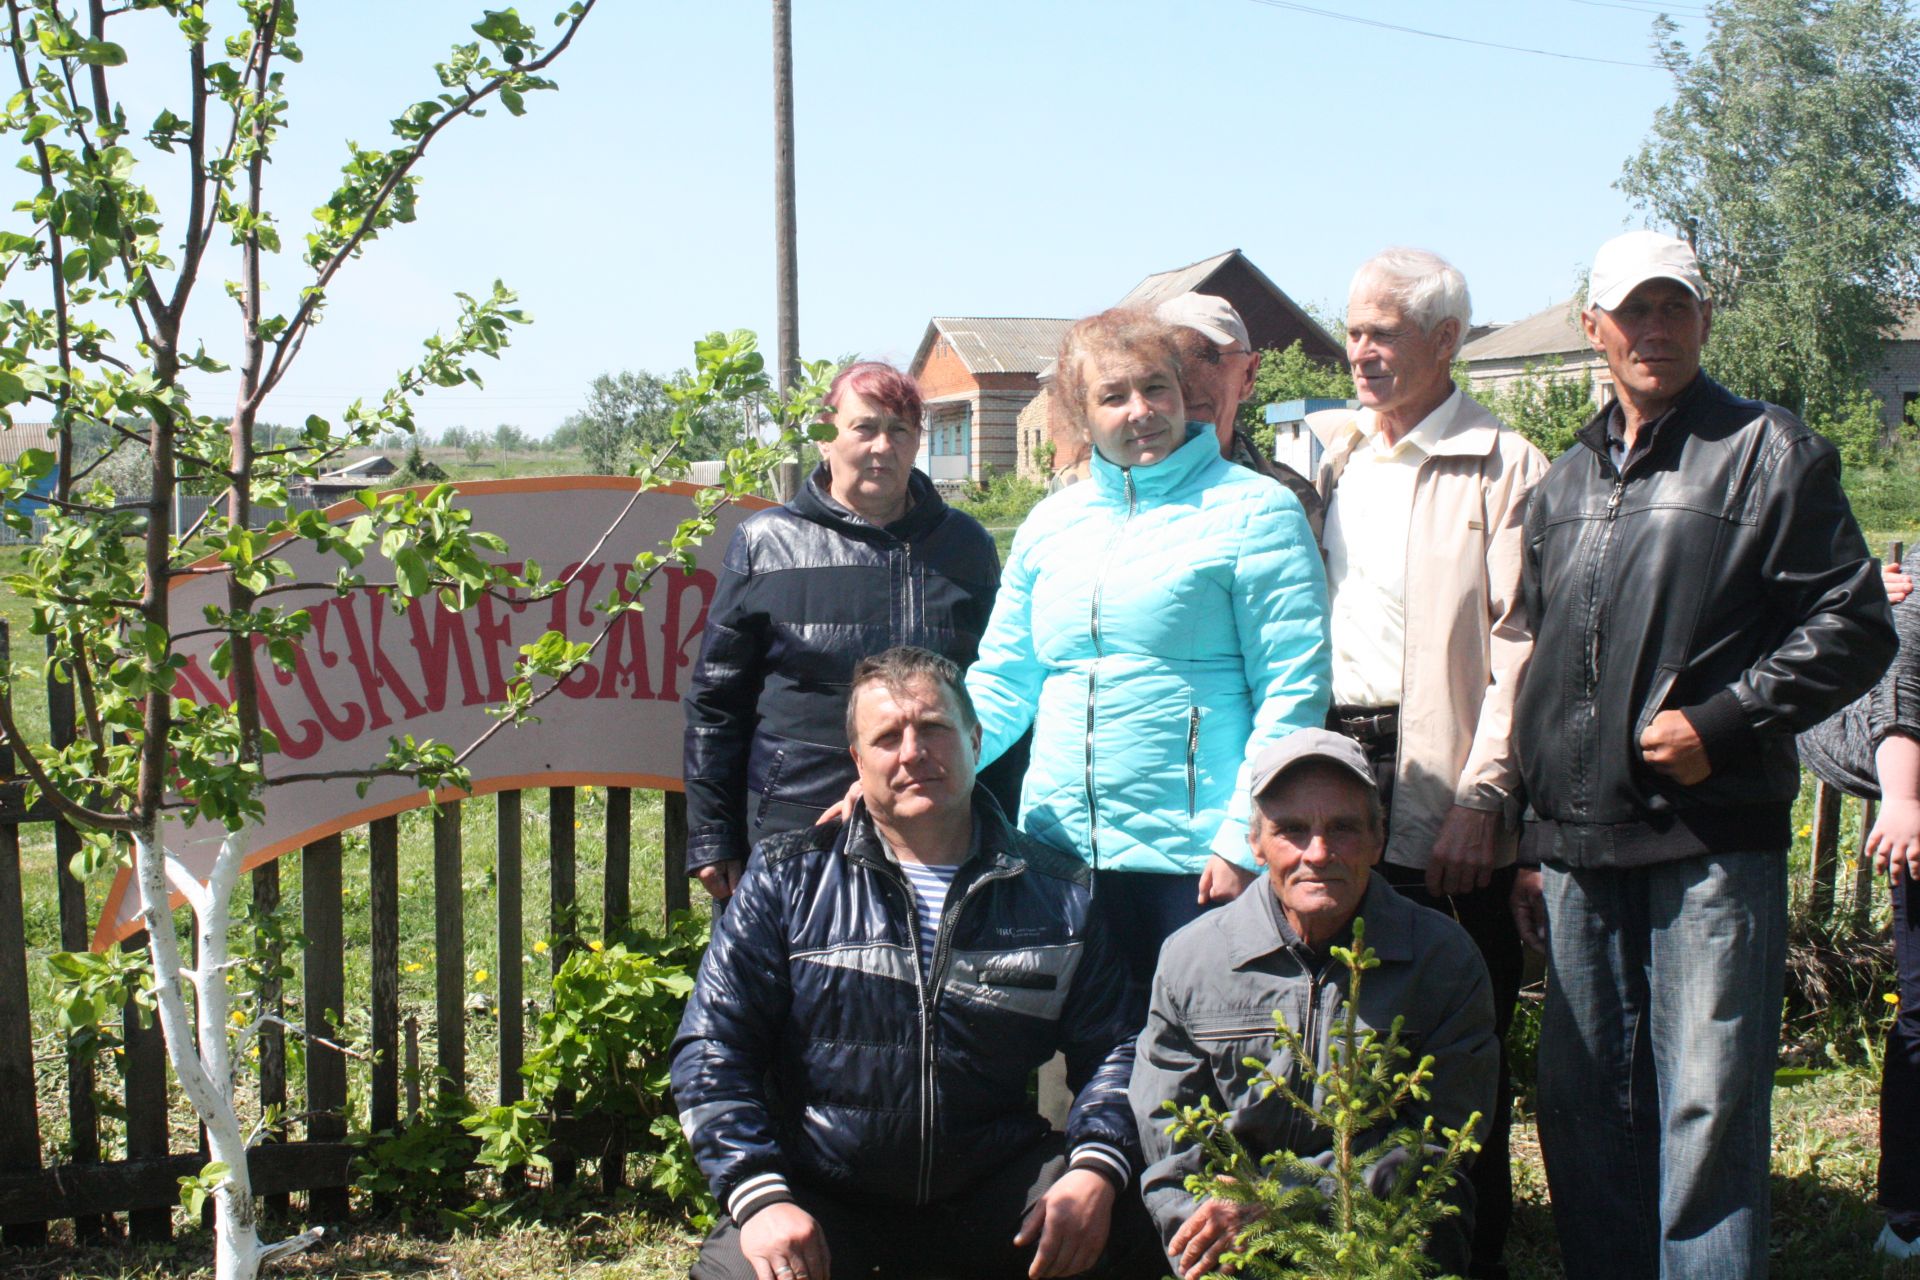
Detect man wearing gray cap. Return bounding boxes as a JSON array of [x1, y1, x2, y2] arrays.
[[1131, 727, 1496, 1279], [1512, 229, 1895, 1277], [1155, 293, 1324, 539]]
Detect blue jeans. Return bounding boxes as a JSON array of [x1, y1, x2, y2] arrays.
[[1536, 852, 1787, 1280]]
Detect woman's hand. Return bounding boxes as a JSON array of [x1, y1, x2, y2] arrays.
[[1885, 559, 1912, 606], [1197, 854, 1256, 905], [816, 779, 862, 826], [1872, 735, 1920, 882]]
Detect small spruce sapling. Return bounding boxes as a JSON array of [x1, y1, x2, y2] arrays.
[[1160, 918, 1483, 1280]]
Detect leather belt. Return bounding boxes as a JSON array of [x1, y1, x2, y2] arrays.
[[1331, 705, 1399, 742]]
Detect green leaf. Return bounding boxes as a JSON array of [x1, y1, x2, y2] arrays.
[[77, 40, 128, 67]]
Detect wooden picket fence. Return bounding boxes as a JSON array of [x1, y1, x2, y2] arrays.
[[0, 677, 692, 1246]]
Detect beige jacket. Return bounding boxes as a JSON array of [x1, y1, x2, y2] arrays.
[[1317, 394, 1549, 869]]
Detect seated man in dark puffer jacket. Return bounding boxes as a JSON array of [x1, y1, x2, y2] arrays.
[[671, 646, 1155, 1280]]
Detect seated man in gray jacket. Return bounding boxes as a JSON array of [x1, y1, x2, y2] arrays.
[[1130, 728, 1497, 1279]]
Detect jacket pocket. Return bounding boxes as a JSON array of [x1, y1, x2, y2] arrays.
[[1634, 664, 1682, 742], [1185, 705, 1201, 819], [752, 749, 787, 830]]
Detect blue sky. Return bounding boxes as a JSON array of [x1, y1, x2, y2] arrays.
[[12, 0, 1716, 436]]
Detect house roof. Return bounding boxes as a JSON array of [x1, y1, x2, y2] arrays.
[[0, 421, 56, 467], [1116, 248, 1343, 355], [319, 454, 397, 479], [1459, 297, 1590, 363], [910, 317, 1074, 378]]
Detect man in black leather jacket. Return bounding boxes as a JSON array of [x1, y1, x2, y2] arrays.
[[1509, 230, 1895, 1279], [671, 648, 1154, 1280]]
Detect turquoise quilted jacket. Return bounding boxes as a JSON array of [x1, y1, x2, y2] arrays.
[[967, 423, 1331, 876]]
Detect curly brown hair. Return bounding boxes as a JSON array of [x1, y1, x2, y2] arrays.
[[1051, 307, 1187, 437]]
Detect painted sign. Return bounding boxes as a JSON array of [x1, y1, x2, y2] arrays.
[[93, 476, 772, 948]]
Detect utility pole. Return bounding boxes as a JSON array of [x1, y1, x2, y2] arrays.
[[773, 0, 799, 394], [772, 0, 801, 499]]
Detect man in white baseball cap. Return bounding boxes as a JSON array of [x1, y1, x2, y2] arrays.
[[1512, 229, 1895, 1277]]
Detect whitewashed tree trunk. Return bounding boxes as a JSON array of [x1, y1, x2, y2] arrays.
[[131, 821, 320, 1280]]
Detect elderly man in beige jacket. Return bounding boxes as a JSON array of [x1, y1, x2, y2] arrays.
[[1315, 246, 1548, 1280]]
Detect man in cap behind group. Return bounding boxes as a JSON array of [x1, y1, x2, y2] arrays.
[[1154, 292, 1324, 538], [1512, 229, 1895, 1276], [1131, 727, 1496, 1279]]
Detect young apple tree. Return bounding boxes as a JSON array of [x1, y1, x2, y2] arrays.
[[0, 3, 827, 1276]]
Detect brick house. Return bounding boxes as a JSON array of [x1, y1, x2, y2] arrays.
[[1867, 310, 1920, 436], [1457, 296, 1611, 406], [907, 317, 1072, 487]]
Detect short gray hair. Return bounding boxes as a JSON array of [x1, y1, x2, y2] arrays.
[[1349, 247, 1473, 357]]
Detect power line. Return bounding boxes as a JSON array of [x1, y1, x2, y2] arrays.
[[1565, 0, 1713, 18], [1240, 0, 1667, 69]]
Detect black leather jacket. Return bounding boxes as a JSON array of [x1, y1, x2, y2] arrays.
[[669, 793, 1141, 1223], [681, 466, 999, 870], [1517, 374, 1895, 867]]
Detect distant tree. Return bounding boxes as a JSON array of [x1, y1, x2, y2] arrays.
[[1478, 359, 1597, 459], [440, 425, 472, 452], [1242, 341, 1353, 451], [571, 369, 747, 474], [547, 417, 583, 451], [1620, 0, 1920, 422], [493, 422, 528, 453]]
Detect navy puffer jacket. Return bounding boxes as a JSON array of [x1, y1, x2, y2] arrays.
[[669, 793, 1141, 1223]]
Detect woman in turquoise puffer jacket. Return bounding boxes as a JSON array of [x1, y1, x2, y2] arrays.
[[966, 308, 1331, 995]]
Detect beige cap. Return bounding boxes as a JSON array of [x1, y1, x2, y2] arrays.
[[1249, 728, 1377, 800], [1156, 293, 1251, 350], [1588, 230, 1709, 312]]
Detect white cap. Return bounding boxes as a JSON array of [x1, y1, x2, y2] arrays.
[[1156, 293, 1251, 350], [1587, 230, 1709, 312]]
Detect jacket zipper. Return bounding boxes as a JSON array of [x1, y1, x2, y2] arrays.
[[1083, 469, 1138, 868], [884, 856, 1020, 1205], [1574, 470, 1628, 808], [1285, 952, 1332, 1155], [1185, 705, 1200, 818]]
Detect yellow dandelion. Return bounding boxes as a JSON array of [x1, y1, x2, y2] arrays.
[[533, 939, 550, 955], [404, 961, 424, 973], [114, 1046, 125, 1056], [588, 938, 605, 952], [230, 1010, 247, 1026], [574, 821, 582, 830], [584, 785, 594, 793], [474, 968, 490, 984], [224, 972, 234, 984], [1798, 824, 1813, 838], [1887, 992, 1902, 1006], [249, 1046, 260, 1059]]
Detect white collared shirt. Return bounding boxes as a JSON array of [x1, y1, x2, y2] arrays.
[[1323, 390, 1462, 708]]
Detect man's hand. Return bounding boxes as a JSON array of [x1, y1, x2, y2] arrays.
[[739, 1202, 829, 1280], [1197, 854, 1256, 905], [815, 779, 862, 827], [1013, 1168, 1114, 1278], [695, 859, 746, 902], [1510, 866, 1548, 953], [1639, 709, 1712, 785], [1425, 805, 1500, 897], [1167, 1192, 1263, 1279]]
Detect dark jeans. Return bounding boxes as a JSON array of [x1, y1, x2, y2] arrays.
[[689, 1134, 1160, 1280], [1886, 872, 1920, 1235], [1537, 854, 1787, 1280], [1092, 869, 1210, 1015], [1336, 715, 1520, 1278]]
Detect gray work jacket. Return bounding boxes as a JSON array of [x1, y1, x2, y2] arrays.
[[1128, 875, 1497, 1248]]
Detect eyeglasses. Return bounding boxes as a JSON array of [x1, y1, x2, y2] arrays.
[[1183, 342, 1252, 366]]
